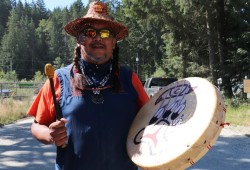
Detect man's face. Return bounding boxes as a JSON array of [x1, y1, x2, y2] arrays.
[[78, 23, 116, 64]]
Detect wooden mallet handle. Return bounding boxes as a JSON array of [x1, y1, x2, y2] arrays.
[[44, 64, 62, 119], [44, 64, 66, 148]]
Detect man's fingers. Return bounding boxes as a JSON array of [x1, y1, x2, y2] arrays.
[[49, 119, 67, 129], [49, 126, 66, 135], [48, 120, 67, 146], [60, 118, 68, 123], [49, 128, 67, 145], [54, 136, 67, 146]]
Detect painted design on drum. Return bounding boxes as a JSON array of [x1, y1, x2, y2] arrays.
[[133, 82, 196, 148], [151, 82, 195, 125]]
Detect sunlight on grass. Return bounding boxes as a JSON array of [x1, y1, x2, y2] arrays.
[[225, 103, 250, 126], [223, 97, 250, 126], [0, 97, 250, 127], [0, 98, 32, 125]]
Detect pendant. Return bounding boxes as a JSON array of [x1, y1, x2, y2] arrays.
[[91, 93, 104, 104]]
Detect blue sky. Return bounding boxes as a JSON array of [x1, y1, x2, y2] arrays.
[[20, 0, 89, 10]]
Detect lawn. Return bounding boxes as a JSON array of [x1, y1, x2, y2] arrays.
[[0, 97, 250, 127]]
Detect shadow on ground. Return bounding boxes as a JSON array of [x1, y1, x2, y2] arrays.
[[188, 135, 250, 170], [0, 118, 249, 170], [0, 119, 55, 170]]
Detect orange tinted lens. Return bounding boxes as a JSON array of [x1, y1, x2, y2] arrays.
[[85, 29, 96, 38], [100, 30, 110, 38]]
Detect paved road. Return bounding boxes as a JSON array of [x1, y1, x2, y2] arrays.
[[189, 126, 250, 170], [0, 118, 55, 170], [0, 118, 249, 170]]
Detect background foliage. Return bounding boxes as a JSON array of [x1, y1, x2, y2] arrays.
[[0, 0, 249, 98]]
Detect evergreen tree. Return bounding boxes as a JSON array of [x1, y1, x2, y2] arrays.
[[35, 19, 50, 73], [122, 0, 166, 79], [0, 0, 249, 98], [36, 0, 48, 19], [0, 9, 20, 73], [0, 0, 12, 40], [224, 0, 250, 94], [69, 0, 85, 19], [47, 9, 70, 65]]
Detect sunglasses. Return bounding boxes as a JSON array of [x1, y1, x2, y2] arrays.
[[80, 28, 113, 39]]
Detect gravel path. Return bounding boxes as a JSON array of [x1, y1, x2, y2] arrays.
[[0, 117, 249, 170]]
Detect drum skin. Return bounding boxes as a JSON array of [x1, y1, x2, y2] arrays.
[[127, 77, 226, 170]]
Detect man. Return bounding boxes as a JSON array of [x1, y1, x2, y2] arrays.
[[28, 1, 149, 170]]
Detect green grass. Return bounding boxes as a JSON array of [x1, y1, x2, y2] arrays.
[[225, 99, 250, 126], [0, 98, 32, 126], [0, 97, 250, 127]]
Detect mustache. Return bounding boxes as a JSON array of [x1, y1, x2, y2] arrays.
[[90, 42, 105, 48]]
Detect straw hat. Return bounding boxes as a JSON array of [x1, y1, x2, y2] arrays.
[[64, 1, 128, 41]]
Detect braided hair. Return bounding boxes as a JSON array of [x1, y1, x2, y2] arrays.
[[112, 43, 121, 92], [71, 44, 121, 92], [70, 45, 87, 92], [71, 45, 82, 74]]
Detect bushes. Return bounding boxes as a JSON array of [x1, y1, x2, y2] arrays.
[[0, 70, 17, 82]]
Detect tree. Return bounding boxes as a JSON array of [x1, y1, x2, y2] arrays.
[[0, 9, 20, 73], [205, 0, 217, 83], [0, 0, 249, 96], [121, 0, 166, 79], [35, 19, 50, 71], [69, 0, 85, 19], [29, 0, 48, 27], [0, 6, 37, 79], [223, 0, 250, 96], [0, 0, 12, 40], [36, 0, 48, 19], [215, 0, 232, 96]]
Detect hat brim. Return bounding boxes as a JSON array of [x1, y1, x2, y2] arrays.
[[64, 18, 128, 41]]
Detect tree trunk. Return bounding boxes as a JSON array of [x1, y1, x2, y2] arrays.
[[216, 0, 233, 97], [216, 0, 225, 64], [206, 1, 217, 84]]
